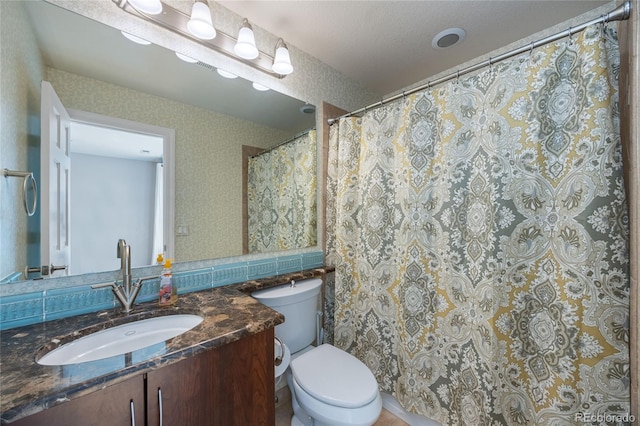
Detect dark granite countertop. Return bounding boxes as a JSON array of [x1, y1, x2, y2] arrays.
[[0, 283, 288, 424]]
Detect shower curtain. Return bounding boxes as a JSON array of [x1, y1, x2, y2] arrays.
[[327, 26, 630, 424], [247, 130, 317, 253]]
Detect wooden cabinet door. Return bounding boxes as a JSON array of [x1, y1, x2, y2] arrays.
[[146, 329, 275, 426], [12, 374, 144, 426]]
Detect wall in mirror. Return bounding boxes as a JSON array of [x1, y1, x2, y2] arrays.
[[0, 0, 316, 284]]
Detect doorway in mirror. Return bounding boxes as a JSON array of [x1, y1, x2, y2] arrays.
[[33, 84, 175, 279], [65, 109, 175, 276]]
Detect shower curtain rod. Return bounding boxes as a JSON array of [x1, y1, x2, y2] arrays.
[[327, 1, 631, 125], [249, 127, 317, 158]]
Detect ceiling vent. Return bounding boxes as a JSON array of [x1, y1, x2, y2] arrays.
[[432, 28, 466, 49], [300, 104, 315, 114]]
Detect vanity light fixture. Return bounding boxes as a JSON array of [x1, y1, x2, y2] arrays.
[[115, 0, 292, 78], [272, 38, 293, 75], [234, 19, 259, 60], [187, 0, 216, 40], [217, 69, 238, 79], [127, 0, 162, 15], [121, 31, 152, 45]]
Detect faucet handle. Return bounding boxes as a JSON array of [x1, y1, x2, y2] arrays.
[[91, 281, 116, 289], [134, 275, 159, 288]]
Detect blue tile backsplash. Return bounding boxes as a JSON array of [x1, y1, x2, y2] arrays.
[[44, 285, 116, 322], [0, 292, 44, 330], [0, 251, 324, 331]]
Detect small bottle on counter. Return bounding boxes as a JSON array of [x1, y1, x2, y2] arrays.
[[156, 253, 164, 265], [159, 259, 178, 306]]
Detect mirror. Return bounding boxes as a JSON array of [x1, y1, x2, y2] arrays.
[[1, 0, 316, 283]]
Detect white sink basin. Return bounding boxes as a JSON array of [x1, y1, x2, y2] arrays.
[[37, 314, 203, 366]]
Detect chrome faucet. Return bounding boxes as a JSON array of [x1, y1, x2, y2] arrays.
[[91, 239, 155, 313], [117, 239, 132, 294]]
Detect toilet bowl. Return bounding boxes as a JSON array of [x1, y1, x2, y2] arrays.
[[287, 344, 382, 426], [252, 279, 382, 426]]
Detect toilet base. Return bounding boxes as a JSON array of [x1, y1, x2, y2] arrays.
[[291, 414, 347, 426], [290, 414, 308, 426], [287, 369, 381, 426], [289, 380, 313, 426]]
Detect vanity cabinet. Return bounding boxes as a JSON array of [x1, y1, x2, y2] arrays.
[[10, 375, 145, 425], [147, 328, 275, 425], [12, 329, 275, 426]]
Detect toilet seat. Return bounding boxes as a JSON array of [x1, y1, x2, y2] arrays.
[[290, 344, 379, 408], [290, 375, 382, 426]]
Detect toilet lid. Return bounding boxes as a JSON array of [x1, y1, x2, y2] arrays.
[[290, 344, 378, 409]]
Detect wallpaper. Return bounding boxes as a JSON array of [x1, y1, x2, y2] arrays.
[[0, 1, 45, 282]]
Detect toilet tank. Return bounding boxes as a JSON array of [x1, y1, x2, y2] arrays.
[[252, 278, 322, 354]]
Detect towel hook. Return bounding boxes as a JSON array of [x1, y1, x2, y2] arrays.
[[3, 168, 37, 216]]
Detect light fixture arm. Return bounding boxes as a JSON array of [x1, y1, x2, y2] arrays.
[[114, 0, 286, 78], [241, 18, 253, 31], [274, 38, 287, 51]]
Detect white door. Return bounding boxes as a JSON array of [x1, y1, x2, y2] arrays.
[[40, 81, 70, 277]]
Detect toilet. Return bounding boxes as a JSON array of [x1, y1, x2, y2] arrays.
[[253, 278, 382, 426]]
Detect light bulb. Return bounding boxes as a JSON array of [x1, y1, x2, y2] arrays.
[[234, 19, 259, 60], [175, 52, 198, 63], [272, 40, 293, 75], [187, 1, 216, 40], [127, 0, 162, 15], [217, 69, 238, 79], [121, 31, 151, 45]]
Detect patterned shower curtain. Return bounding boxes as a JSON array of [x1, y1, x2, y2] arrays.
[[248, 130, 317, 253], [327, 26, 629, 424]]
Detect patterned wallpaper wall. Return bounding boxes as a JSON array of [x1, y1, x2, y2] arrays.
[[0, 2, 45, 282]]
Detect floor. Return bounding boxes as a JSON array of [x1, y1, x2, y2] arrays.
[[275, 391, 409, 426]]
